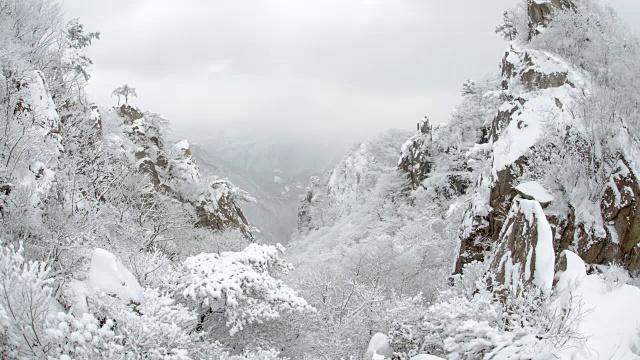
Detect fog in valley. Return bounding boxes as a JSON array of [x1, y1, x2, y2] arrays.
[[58, 0, 639, 246]]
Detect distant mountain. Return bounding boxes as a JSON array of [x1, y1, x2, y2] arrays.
[[188, 134, 346, 244]]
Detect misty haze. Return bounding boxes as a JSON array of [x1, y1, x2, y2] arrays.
[[2, 0, 640, 359]]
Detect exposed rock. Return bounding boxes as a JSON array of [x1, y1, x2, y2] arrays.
[[174, 139, 192, 157], [601, 159, 640, 249], [502, 48, 570, 92], [547, 207, 576, 254], [527, 0, 575, 40], [194, 185, 252, 239], [544, 158, 640, 273], [139, 159, 160, 187], [418, 116, 432, 135], [447, 174, 471, 196], [455, 221, 491, 274], [600, 158, 640, 272], [523, 53, 568, 90], [0, 183, 11, 195], [156, 154, 168, 168], [117, 105, 254, 239], [119, 104, 143, 123], [491, 100, 521, 141], [489, 158, 526, 241], [489, 197, 555, 292]]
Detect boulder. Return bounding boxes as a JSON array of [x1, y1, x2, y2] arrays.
[[514, 181, 554, 207], [489, 197, 555, 292], [87, 248, 143, 305], [365, 333, 393, 360]]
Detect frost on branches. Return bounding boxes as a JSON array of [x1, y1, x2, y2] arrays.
[[180, 243, 314, 335], [0, 242, 121, 359]]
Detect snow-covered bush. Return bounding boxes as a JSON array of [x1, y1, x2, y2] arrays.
[[88, 288, 196, 359], [534, 0, 640, 87], [179, 243, 314, 335], [46, 312, 123, 359], [0, 241, 53, 358], [595, 263, 630, 291], [390, 263, 588, 360], [0, 242, 122, 359], [494, 2, 529, 43]]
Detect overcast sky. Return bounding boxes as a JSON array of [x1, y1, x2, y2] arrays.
[[61, 0, 640, 143]]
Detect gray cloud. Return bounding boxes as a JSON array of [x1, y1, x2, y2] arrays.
[[61, 0, 640, 143]]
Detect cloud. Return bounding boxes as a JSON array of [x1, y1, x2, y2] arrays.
[[61, 0, 640, 144]]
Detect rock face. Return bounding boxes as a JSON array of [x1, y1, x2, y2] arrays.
[[489, 197, 555, 292], [488, 161, 525, 242], [455, 0, 640, 279], [596, 159, 640, 272], [501, 48, 571, 92], [117, 105, 253, 238], [527, 0, 574, 39]]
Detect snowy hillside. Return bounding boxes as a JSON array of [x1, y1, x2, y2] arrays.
[[289, 0, 640, 359], [3, 0, 640, 359]]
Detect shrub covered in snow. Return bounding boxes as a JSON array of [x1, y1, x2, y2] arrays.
[[389, 262, 588, 360], [179, 243, 314, 335]]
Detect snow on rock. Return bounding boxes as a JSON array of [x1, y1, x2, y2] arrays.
[[87, 248, 143, 304], [489, 198, 555, 293], [493, 47, 582, 174], [532, 200, 555, 292], [410, 355, 446, 360], [27, 70, 60, 132], [174, 139, 190, 151], [515, 181, 554, 206], [365, 333, 393, 359], [492, 93, 560, 174], [554, 250, 640, 359], [66, 280, 89, 317]]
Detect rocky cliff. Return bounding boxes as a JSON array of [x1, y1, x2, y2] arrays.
[[117, 105, 254, 238], [391, 0, 640, 286]]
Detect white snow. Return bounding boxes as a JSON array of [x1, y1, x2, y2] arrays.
[[492, 95, 554, 173], [174, 139, 190, 151], [529, 200, 555, 293], [515, 181, 554, 204], [499, 199, 555, 292], [492, 48, 580, 175], [410, 355, 446, 360], [87, 248, 143, 304], [28, 70, 60, 130], [555, 251, 640, 359], [66, 280, 89, 317], [366, 333, 393, 359]]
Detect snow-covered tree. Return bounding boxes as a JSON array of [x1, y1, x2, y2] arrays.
[[112, 84, 138, 105], [179, 243, 314, 335]]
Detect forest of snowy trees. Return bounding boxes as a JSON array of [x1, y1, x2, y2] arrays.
[[3, 0, 640, 359]]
